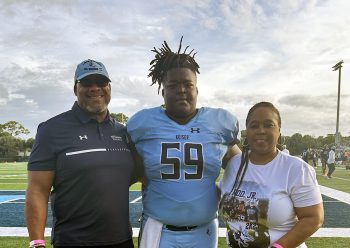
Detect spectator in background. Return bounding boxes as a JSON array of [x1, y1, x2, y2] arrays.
[[327, 146, 336, 179], [282, 145, 290, 155], [310, 149, 318, 168], [321, 145, 329, 176], [302, 149, 309, 163]]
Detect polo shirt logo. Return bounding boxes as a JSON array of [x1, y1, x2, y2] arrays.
[[110, 135, 122, 141], [79, 135, 88, 140]]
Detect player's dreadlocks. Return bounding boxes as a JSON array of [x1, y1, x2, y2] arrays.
[[227, 102, 282, 201], [148, 36, 200, 94]]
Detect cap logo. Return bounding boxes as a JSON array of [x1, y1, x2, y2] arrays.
[[83, 60, 103, 71], [75, 59, 110, 82]]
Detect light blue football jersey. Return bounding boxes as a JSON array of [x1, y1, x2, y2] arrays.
[[127, 106, 239, 226]]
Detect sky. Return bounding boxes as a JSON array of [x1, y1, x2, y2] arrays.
[[0, 0, 349, 139]]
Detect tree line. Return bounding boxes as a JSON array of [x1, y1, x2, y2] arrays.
[[0, 121, 35, 162], [1, 113, 349, 162], [0, 113, 128, 162]]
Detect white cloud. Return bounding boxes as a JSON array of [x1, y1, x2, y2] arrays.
[[0, 0, 349, 139]]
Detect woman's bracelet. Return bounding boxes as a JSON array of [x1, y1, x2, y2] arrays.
[[271, 243, 284, 248], [29, 239, 46, 248]]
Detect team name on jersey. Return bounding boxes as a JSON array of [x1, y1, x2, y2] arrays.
[[176, 134, 190, 140]]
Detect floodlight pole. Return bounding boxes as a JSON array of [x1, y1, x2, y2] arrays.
[[332, 60, 344, 147]]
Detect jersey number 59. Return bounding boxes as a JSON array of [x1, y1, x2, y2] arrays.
[[160, 142, 204, 180]]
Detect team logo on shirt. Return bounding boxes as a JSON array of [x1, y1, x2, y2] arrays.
[[79, 135, 88, 140], [190, 127, 200, 133], [176, 134, 190, 140]]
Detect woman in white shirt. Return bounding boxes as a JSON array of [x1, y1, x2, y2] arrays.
[[219, 102, 324, 248]]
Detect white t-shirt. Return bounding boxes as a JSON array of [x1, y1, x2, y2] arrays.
[[219, 151, 322, 248], [327, 150, 335, 164]]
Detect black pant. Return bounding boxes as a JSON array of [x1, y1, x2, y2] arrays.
[[327, 163, 335, 177], [321, 160, 327, 174], [54, 239, 134, 248]]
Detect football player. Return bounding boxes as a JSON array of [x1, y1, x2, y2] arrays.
[[127, 37, 241, 248]]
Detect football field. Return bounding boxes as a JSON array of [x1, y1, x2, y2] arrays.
[[1, 162, 350, 247]]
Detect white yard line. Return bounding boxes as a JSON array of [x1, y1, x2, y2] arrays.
[[0, 175, 27, 178], [0, 183, 27, 184], [331, 176, 350, 182], [0, 190, 25, 191], [1, 187, 349, 238], [319, 185, 350, 205], [130, 196, 142, 203], [0, 227, 349, 238]]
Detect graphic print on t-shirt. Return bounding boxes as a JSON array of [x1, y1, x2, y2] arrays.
[[220, 181, 271, 248]]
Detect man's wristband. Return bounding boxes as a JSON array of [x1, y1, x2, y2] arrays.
[[271, 243, 284, 248], [29, 239, 45, 248]]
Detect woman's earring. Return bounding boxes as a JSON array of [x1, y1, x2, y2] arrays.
[[278, 135, 286, 146]]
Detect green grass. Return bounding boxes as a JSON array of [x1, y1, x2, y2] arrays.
[[315, 166, 350, 193], [1, 237, 349, 248], [0, 162, 27, 190], [1, 162, 350, 247], [2, 162, 350, 192]]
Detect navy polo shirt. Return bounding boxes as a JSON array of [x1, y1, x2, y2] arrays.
[[28, 102, 135, 246]]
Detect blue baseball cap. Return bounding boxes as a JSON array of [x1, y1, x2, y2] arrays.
[[74, 59, 111, 82]]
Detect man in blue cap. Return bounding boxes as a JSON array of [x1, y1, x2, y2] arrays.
[[26, 59, 138, 248]]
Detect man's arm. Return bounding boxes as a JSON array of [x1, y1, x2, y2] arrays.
[[130, 150, 145, 185], [129, 140, 144, 185], [25, 171, 54, 241], [222, 144, 241, 169]]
